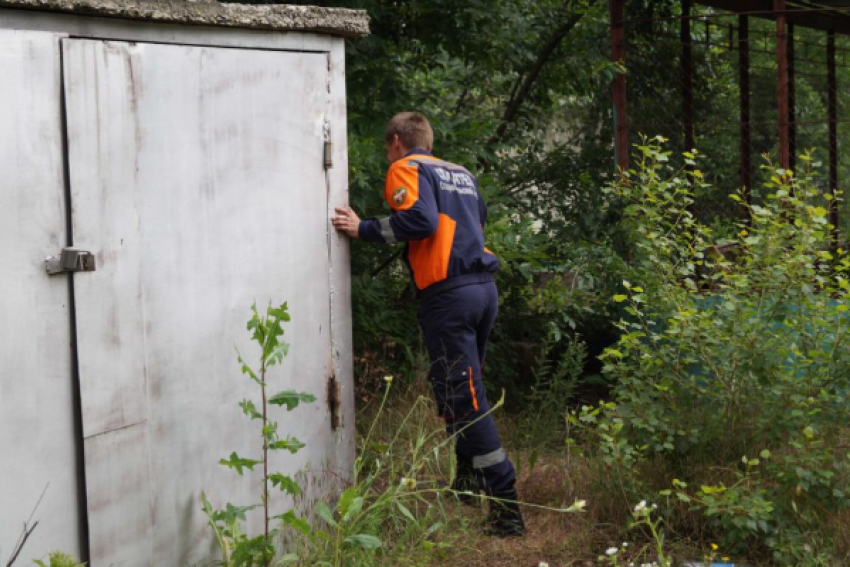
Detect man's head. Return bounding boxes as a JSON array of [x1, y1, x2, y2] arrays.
[[385, 112, 433, 163]]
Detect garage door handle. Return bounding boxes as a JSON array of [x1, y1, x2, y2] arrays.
[[45, 248, 97, 275]]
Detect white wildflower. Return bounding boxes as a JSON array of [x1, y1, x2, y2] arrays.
[[634, 500, 647, 512], [606, 547, 619, 556], [538, 563, 549, 567], [383, 375, 393, 383], [622, 542, 629, 548]]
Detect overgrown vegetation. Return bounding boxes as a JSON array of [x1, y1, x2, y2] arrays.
[[575, 140, 850, 564], [222, 0, 850, 563]]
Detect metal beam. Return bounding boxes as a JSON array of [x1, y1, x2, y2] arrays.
[[683, 0, 695, 154], [696, 0, 850, 36], [740, 14, 753, 204], [776, 0, 791, 170], [828, 29, 840, 244], [788, 23, 797, 170], [611, 0, 629, 171]]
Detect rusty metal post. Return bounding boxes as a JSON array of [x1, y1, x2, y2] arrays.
[[775, 0, 790, 170], [682, 0, 695, 154], [788, 23, 796, 171], [739, 15, 752, 205], [828, 29, 840, 244], [610, 0, 629, 171]]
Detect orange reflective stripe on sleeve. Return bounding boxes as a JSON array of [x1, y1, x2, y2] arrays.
[[384, 160, 420, 211], [468, 366, 479, 411], [408, 213, 456, 290]]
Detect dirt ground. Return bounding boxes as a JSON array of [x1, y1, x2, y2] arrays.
[[423, 454, 609, 567]]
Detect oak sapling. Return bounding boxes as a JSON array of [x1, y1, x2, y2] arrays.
[[203, 302, 316, 567]]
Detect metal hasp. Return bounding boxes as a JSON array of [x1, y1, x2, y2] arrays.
[[45, 247, 96, 275]]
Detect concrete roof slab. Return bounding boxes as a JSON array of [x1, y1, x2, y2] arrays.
[[0, 0, 370, 37]]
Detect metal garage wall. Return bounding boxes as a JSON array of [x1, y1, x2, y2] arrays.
[[63, 38, 344, 565], [0, 29, 84, 563], [1, 7, 357, 565]]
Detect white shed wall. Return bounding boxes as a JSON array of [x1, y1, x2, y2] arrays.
[[0, 11, 355, 566], [0, 29, 84, 562]]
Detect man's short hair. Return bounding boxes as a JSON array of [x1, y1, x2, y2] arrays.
[[385, 112, 433, 151]]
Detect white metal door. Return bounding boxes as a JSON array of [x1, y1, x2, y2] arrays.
[[63, 38, 338, 566], [0, 29, 83, 565]]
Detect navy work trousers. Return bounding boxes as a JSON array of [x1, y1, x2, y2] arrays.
[[418, 281, 516, 495]]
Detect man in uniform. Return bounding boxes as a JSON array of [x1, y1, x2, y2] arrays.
[[331, 112, 525, 537]]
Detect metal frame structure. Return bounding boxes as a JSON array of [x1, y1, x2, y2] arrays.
[[609, 0, 850, 240]]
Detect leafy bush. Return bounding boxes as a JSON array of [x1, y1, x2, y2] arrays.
[[575, 139, 850, 564]]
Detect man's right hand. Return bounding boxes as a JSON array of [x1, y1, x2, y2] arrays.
[[331, 206, 361, 239]]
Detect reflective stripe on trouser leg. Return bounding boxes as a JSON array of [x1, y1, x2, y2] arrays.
[[458, 413, 516, 494], [472, 448, 505, 469]]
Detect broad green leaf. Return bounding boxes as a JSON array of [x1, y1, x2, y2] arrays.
[[269, 390, 317, 411], [338, 487, 357, 516], [396, 501, 416, 522], [344, 534, 382, 550], [219, 452, 261, 475], [268, 302, 291, 322], [269, 473, 302, 496], [238, 399, 262, 420], [343, 497, 364, 522], [211, 502, 258, 524], [315, 502, 338, 528], [277, 509, 311, 536], [270, 437, 306, 454], [266, 341, 290, 367]]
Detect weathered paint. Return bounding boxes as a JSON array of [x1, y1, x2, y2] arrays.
[[326, 39, 356, 469], [62, 37, 350, 565], [1, 7, 357, 565], [0, 29, 83, 562]]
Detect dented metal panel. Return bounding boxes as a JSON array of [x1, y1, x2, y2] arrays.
[[0, 30, 83, 563], [63, 38, 347, 565]]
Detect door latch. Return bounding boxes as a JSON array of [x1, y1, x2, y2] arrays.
[[45, 247, 97, 275]]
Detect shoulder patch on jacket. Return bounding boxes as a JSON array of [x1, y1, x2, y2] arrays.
[[384, 160, 420, 211]]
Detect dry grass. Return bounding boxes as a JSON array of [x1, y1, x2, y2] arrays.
[[357, 379, 625, 567], [429, 456, 606, 567]]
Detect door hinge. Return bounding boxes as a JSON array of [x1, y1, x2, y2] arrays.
[[323, 119, 333, 170], [324, 140, 333, 169], [45, 247, 97, 275]]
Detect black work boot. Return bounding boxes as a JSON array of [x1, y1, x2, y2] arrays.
[[486, 489, 526, 537], [450, 458, 482, 506]]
